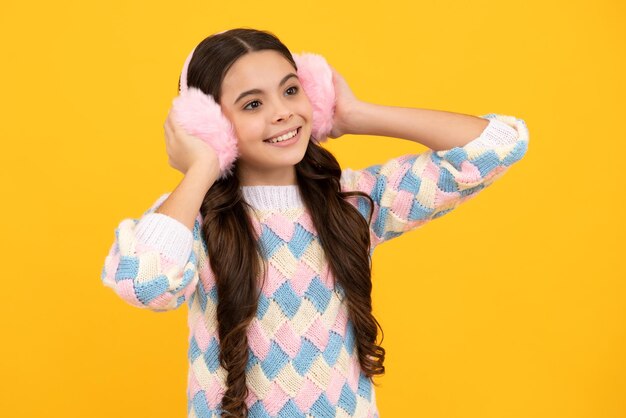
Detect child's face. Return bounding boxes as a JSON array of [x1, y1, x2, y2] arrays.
[[219, 50, 313, 186]]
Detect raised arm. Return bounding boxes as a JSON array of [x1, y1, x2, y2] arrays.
[[328, 68, 529, 246]]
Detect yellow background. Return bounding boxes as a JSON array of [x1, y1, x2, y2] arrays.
[[1, 0, 624, 416]]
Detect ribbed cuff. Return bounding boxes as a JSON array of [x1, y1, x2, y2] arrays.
[[465, 118, 519, 150], [135, 213, 194, 266]]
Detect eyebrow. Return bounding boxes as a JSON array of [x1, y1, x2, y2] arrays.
[[233, 73, 299, 105]]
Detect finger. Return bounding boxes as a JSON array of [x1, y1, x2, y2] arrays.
[[165, 109, 173, 128], [169, 114, 182, 134], [164, 120, 173, 141], [164, 112, 172, 130], [167, 109, 179, 129]]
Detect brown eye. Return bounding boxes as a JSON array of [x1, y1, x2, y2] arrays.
[[244, 100, 261, 110], [285, 86, 299, 95]]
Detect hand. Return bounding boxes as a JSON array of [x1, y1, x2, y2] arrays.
[[163, 109, 220, 178], [327, 67, 363, 139]]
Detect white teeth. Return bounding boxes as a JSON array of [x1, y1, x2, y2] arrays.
[[265, 128, 298, 143]]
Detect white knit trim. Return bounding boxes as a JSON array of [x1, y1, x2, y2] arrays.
[[465, 118, 519, 150], [135, 213, 194, 266], [241, 185, 304, 210]]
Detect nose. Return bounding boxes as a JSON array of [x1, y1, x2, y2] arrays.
[[272, 101, 293, 123]]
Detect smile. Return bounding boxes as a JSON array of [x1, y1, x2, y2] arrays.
[[263, 127, 301, 144]]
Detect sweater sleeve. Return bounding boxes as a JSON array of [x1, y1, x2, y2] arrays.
[[340, 113, 529, 249], [100, 192, 203, 312]]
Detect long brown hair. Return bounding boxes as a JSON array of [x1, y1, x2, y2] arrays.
[[184, 28, 385, 417]]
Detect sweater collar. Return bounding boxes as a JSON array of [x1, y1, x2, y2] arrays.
[[240, 185, 304, 210]]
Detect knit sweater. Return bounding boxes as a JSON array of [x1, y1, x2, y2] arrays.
[[101, 113, 529, 418]]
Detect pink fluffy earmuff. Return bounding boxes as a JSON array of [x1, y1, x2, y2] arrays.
[[171, 46, 337, 180]]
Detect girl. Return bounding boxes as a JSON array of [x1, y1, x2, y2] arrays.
[[101, 28, 529, 418]]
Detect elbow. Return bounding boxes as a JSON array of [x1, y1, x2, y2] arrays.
[[101, 255, 193, 312]]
